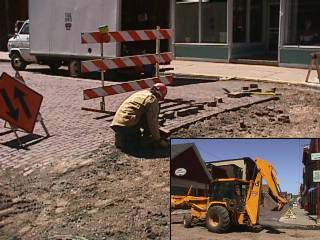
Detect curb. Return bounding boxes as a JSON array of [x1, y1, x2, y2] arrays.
[[0, 58, 10, 62], [172, 73, 320, 90], [0, 59, 10, 62]]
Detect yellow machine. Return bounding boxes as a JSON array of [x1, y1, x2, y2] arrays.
[[171, 157, 288, 233]]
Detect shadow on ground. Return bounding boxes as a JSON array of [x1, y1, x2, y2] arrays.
[[186, 223, 286, 234], [26, 67, 149, 82], [25, 67, 219, 87], [122, 146, 170, 159], [1, 133, 51, 150]]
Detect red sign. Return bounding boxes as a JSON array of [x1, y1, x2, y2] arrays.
[[0, 72, 43, 133]]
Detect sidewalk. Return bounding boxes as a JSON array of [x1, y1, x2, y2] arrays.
[[1, 50, 320, 86], [0, 51, 9, 62], [168, 59, 320, 86], [279, 207, 318, 226]]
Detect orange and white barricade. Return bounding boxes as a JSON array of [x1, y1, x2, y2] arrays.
[[81, 25, 174, 112], [81, 29, 172, 44], [83, 75, 173, 100]]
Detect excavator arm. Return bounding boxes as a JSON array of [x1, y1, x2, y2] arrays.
[[245, 157, 288, 225]]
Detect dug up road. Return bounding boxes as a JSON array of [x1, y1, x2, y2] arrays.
[[0, 62, 320, 239], [173, 81, 320, 138], [0, 145, 170, 240]]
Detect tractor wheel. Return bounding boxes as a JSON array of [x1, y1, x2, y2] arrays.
[[183, 214, 192, 228], [206, 206, 230, 233]]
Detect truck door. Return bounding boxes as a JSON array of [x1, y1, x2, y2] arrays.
[[18, 22, 30, 49]]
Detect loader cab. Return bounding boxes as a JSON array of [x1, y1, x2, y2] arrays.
[[209, 179, 249, 211]]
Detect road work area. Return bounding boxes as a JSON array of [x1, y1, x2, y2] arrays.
[[0, 62, 319, 239]]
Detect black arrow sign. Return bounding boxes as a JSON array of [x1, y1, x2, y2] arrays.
[[0, 88, 19, 121], [14, 87, 32, 119]]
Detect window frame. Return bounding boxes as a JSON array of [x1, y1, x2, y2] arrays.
[[175, 0, 229, 44]]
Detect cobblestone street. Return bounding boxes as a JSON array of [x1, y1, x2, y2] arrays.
[[1, 62, 320, 174], [0, 63, 133, 175]]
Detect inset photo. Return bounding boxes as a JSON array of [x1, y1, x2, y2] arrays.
[[170, 139, 320, 240]]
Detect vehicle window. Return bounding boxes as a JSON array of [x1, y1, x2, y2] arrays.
[[19, 23, 29, 35]]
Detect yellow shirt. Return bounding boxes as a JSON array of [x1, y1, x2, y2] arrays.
[[111, 90, 161, 141]]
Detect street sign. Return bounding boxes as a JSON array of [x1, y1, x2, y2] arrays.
[[313, 170, 320, 183], [175, 168, 187, 177], [0, 72, 43, 133], [311, 153, 320, 161]]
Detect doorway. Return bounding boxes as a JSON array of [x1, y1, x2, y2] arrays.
[[230, 0, 280, 64], [121, 0, 170, 56], [267, 0, 280, 56]]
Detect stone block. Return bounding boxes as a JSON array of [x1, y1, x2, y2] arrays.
[[228, 92, 250, 98], [250, 83, 259, 89], [163, 111, 175, 119], [207, 101, 217, 107]]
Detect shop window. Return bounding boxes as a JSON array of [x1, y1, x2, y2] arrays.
[[201, 0, 228, 43], [176, 0, 199, 43], [286, 0, 320, 46], [250, 0, 262, 42], [233, 0, 247, 43]]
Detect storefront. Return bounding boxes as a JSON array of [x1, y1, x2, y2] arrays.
[[172, 0, 320, 67], [280, 0, 320, 67]]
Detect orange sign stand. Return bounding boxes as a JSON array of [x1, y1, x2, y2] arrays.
[[0, 72, 49, 147]]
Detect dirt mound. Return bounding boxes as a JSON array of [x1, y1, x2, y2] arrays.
[[0, 145, 169, 240]]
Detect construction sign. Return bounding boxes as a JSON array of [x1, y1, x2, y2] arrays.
[[0, 72, 43, 133]]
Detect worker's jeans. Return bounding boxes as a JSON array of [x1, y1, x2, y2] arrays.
[[111, 115, 150, 150]]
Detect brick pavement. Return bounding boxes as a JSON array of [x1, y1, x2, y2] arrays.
[[0, 62, 296, 176], [0, 63, 135, 175], [0, 63, 224, 175]]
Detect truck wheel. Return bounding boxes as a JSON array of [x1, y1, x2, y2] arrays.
[[68, 60, 81, 77], [11, 53, 27, 71], [48, 62, 62, 71], [206, 206, 230, 233], [183, 214, 192, 228]]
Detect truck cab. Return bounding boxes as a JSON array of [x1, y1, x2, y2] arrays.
[[7, 20, 37, 70]]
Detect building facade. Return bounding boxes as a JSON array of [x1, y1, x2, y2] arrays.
[[172, 0, 320, 67], [301, 139, 320, 220], [171, 143, 213, 196]]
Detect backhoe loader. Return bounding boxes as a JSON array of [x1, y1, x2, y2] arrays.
[[171, 157, 288, 233]]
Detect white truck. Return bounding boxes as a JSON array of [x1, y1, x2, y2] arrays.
[[7, 0, 172, 76]]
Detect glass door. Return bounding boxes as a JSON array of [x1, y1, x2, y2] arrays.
[[268, 0, 280, 53]]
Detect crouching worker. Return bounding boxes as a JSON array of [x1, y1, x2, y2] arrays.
[[111, 83, 169, 151]]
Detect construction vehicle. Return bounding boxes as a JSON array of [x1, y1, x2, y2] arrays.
[[171, 157, 288, 233]]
